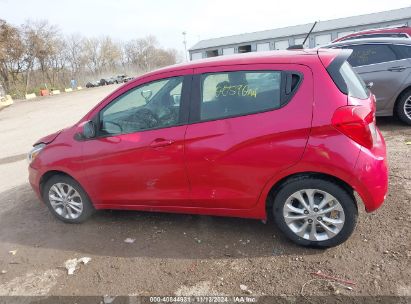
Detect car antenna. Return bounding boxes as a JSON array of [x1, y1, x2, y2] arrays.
[[287, 21, 318, 50]]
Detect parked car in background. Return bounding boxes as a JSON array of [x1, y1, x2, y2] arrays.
[[100, 76, 127, 85], [28, 48, 388, 248], [326, 38, 411, 125], [85, 81, 101, 88], [123, 76, 134, 83], [99, 78, 112, 86], [113, 75, 127, 83], [333, 26, 411, 42]]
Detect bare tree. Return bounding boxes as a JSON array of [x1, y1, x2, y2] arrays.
[[66, 33, 85, 80], [0, 19, 26, 93], [0, 19, 179, 97], [47, 38, 68, 87], [82, 37, 101, 75], [99, 36, 120, 72], [21, 20, 60, 92]]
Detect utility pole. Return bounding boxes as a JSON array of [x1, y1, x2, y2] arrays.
[[182, 31, 188, 62]]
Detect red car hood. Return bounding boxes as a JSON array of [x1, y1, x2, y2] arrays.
[[34, 129, 63, 145]]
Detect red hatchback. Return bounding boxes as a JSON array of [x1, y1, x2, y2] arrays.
[[28, 48, 388, 248]]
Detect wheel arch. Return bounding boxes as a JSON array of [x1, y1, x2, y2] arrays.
[[265, 171, 356, 218], [39, 170, 81, 197], [393, 85, 411, 116]]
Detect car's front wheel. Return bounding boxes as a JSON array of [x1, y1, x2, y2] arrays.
[[43, 175, 94, 223], [396, 91, 411, 125], [272, 177, 357, 248]]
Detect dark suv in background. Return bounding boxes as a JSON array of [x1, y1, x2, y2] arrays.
[[327, 38, 411, 125]]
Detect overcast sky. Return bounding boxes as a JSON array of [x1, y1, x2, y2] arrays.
[[1, 0, 411, 52]]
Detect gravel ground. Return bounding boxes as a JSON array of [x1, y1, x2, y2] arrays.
[[0, 85, 409, 301]]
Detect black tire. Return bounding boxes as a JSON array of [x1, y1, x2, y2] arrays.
[[396, 91, 411, 125], [42, 174, 94, 223], [272, 176, 358, 248]]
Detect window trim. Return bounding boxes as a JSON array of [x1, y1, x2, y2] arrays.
[[188, 69, 303, 124], [339, 33, 410, 41], [90, 75, 192, 139]]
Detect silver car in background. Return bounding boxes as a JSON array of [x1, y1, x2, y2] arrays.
[[326, 38, 411, 125]]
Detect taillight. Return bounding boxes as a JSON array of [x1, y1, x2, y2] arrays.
[[332, 105, 376, 149]]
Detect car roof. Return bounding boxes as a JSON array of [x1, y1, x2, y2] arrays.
[[345, 26, 411, 35], [328, 37, 411, 47], [135, 48, 341, 80]]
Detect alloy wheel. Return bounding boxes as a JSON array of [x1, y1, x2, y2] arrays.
[[404, 95, 411, 121], [48, 182, 83, 219], [283, 189, 345, 241]]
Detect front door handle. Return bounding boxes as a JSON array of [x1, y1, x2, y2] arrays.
[[150, 138, 174, 148], [388, 66, 406, 72]]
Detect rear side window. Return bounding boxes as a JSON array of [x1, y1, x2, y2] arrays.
[[392, 44, 411, 59], [345, 44, 397, 67], [200, 71, 283, 120], [339, 62, 369, 99]]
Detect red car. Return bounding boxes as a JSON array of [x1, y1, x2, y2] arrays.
[[28, 48, 388, 248], [333, 26, 411, 42]]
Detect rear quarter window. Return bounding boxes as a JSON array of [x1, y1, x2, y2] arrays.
[[392, 44, 411, 59], [339, 61, 369, 99]]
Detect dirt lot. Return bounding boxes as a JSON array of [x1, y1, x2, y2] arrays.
[[0, 85, 410, 300]]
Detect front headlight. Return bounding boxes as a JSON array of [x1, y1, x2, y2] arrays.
[[27, 143, 46, 164]]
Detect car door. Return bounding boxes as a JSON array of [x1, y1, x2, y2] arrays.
[[344, 43, 411, 113], [81, 70, 192, 208], [184, 64, 313, 209]]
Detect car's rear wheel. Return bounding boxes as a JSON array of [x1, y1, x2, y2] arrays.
[[396, 91, 411, 125], [272, 177, 357, 248], [43, 175, 94, 223]]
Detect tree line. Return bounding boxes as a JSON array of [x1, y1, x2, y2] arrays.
[[0, 19, 181, 97]]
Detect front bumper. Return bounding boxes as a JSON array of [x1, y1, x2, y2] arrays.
[[28, 165, 42, 201]]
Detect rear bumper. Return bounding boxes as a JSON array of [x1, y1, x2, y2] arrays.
[[353, 135, 388, 212]]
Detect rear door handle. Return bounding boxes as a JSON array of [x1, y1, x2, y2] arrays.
[[388, 66, 406, 72], [150, 138, 174, 148]]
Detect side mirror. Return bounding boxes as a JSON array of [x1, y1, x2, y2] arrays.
[[366, 82, 374, 90], [82, 120, 96, 139]]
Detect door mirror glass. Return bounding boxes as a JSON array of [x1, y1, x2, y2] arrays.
[[82, 120, 96, 139]]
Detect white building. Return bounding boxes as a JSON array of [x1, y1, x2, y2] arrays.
[[189, 6, 411, 60]]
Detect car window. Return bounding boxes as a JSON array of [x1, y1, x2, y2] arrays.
[[392, 44, 411, 59], [344, 44, 397, 67], [99, 76, 183, 135], [339, 61, 369, 99], [200, 71, 282, 121]]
